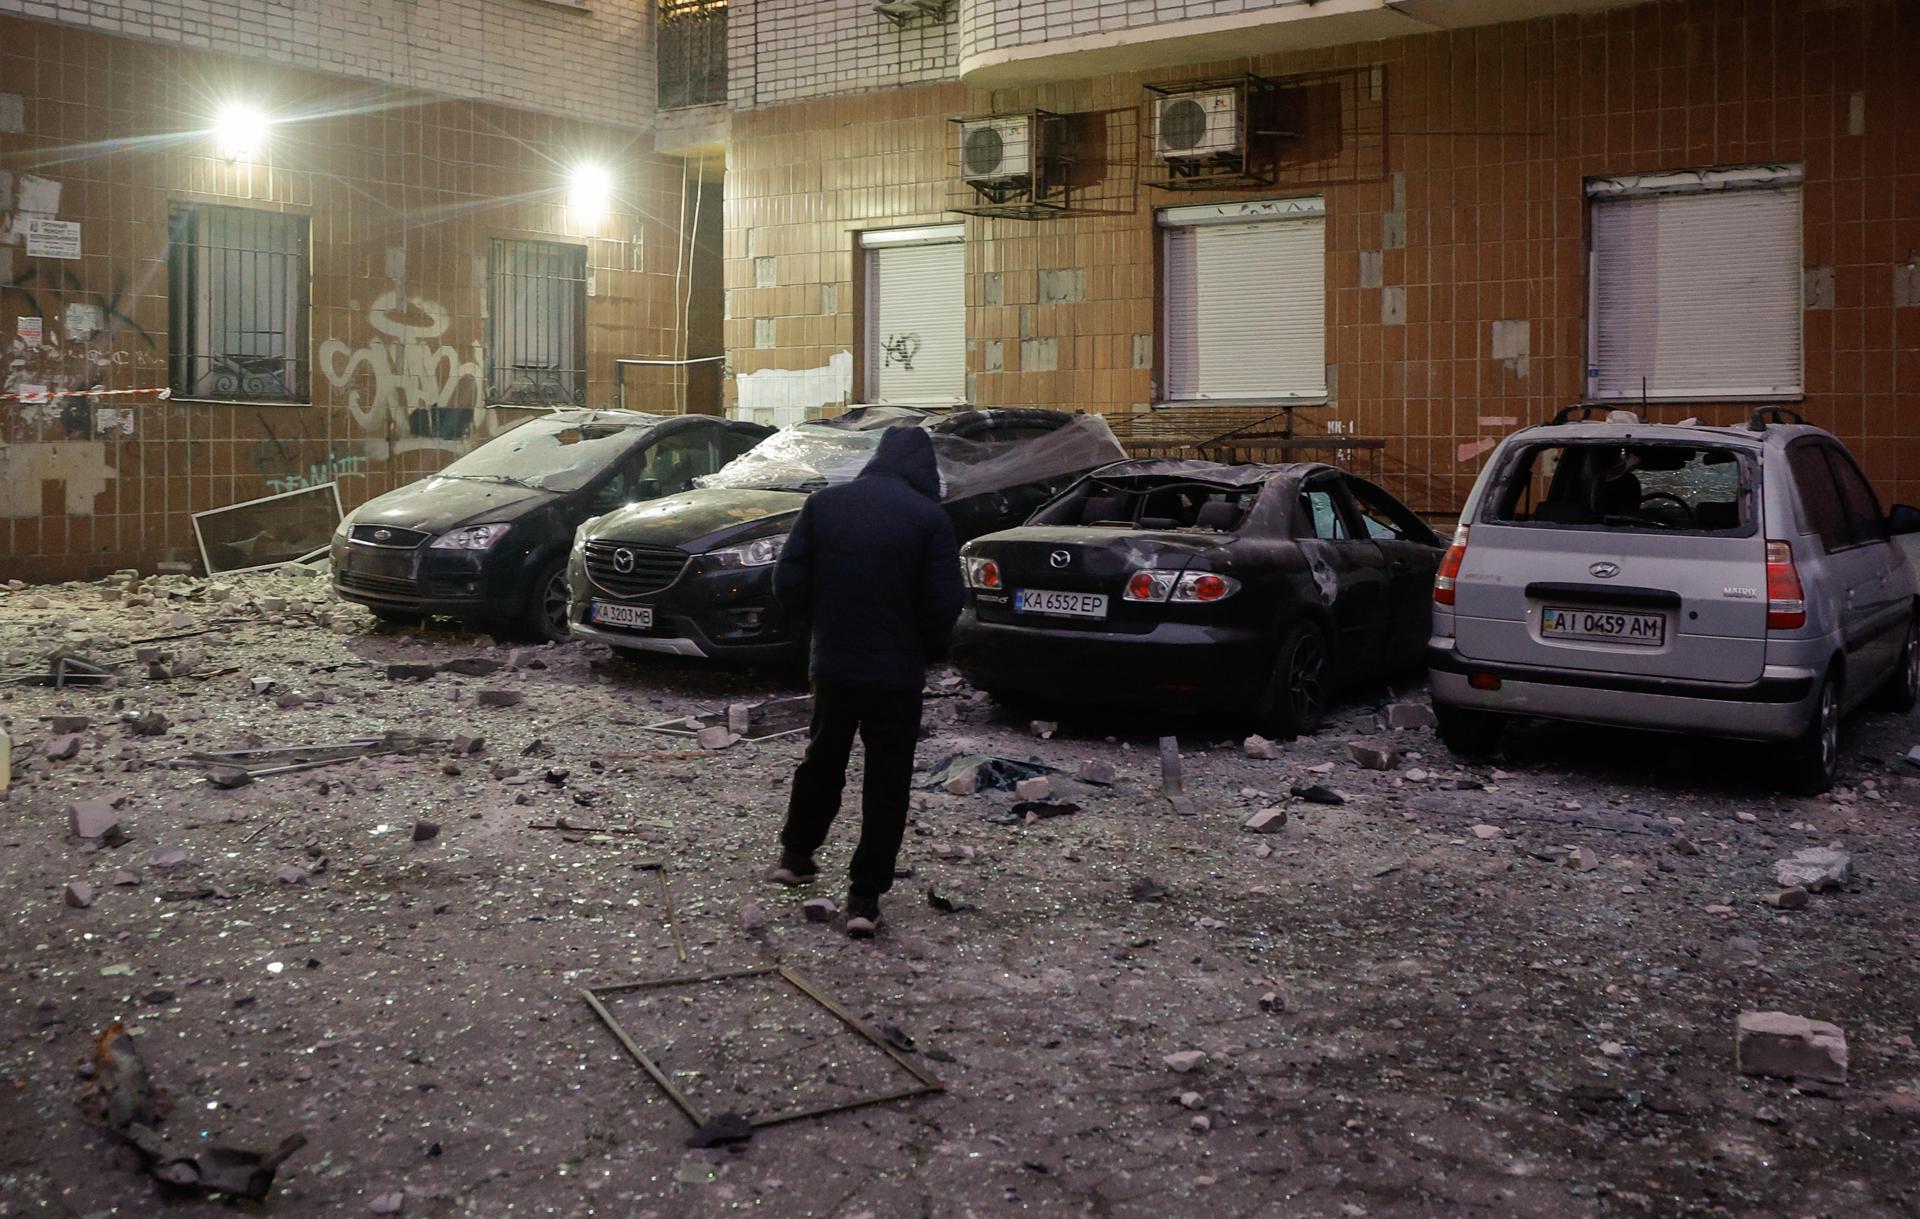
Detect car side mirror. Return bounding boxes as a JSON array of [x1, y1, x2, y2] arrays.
[[1888, 504, 1920, 536], [634, 477, 662, 501]]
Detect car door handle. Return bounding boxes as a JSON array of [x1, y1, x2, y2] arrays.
[[1390, 559, 1412, 572]]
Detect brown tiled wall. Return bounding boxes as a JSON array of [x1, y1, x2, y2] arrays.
[[1, 16, 702, 583], [725, 0, 1920, 517]]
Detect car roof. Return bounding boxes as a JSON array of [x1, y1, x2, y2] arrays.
[[1087, 458, 1335, 487], [1507, 414, 1838, 450]]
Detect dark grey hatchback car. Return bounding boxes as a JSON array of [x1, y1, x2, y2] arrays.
[[331, 410, 771, 640]]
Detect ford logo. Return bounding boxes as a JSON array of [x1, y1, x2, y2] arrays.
[[1589, 561, 1620, 579], [372, 528, 392, 542], [613, 549, 635, 574], [1049, 550, 1071, 569]]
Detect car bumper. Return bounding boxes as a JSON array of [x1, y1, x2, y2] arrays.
[[1426, 638, 1821, 741], [330, 540, 523, 619], [950, 610, 1273, 711], [564, 552, 800, 662]]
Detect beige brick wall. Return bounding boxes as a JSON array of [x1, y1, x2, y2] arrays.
[[0, 0, 655, 127]]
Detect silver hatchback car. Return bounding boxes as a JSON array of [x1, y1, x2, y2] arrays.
[[1429, 406, 1920, 793]]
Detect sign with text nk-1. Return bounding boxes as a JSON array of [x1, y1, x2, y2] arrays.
[[26, 219, 81, 260]]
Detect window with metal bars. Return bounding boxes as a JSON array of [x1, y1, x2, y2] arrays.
[[488, 239, 588, 407], [167, 203, 310, 403], [658, 0, 727, 110]]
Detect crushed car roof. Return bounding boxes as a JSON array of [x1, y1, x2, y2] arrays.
[[1084, 458, 1331, 488]]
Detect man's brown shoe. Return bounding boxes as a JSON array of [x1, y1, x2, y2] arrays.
[[845, 893, 881, 939]]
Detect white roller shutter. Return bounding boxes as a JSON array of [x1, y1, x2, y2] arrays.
[[864, 226, 965, 404], [1161, 199, 1326, 402], [1588, 171, 1803, 402]]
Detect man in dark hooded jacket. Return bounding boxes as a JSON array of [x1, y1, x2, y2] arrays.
[[768, 425, 965, 937]]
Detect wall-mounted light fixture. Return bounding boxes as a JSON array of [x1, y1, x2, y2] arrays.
[[212, 103, 271, 162], [568, 163, 614, 223]]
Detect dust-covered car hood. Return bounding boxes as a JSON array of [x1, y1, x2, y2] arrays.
[[584, 488, 806, 552], [347, 477, 557, 535]]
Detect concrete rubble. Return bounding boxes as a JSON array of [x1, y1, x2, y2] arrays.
[[0, 564, 1916, 1214], [1736, 1011, 1849, 1084]]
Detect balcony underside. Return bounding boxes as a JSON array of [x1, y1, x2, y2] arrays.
[[959, 0, 1648, 87]]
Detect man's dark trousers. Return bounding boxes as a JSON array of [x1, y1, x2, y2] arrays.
[[780, 680, 924, 899]]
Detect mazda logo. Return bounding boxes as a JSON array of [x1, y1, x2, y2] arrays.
[[613, 548, 635, 574], [372, 528, 391, 542], [1049, 550, 1071, 569], [1589, 561, 1620, 579]]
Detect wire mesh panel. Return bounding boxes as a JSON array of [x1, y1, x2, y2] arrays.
[[167, 203, 310, 402], [658, 0, 728, 110], [488, 239, 588, 406]]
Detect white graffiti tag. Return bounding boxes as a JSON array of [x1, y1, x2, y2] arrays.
[[317, 293, 494, 458]]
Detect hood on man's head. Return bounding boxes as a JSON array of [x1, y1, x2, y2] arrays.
[[859, 425, 942, 501]]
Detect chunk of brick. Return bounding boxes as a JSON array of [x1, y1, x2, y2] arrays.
[[68, 800, 120, 841], [1736, 1011, 1847, 1084], [1346, 743, 1400, 771], [1387, 702, 1439, 730], [1242, 808, 1288, 834], [1242, 735, 1282, 761], [475, 690, 524, 709], [1014, 777, 1052, 801]]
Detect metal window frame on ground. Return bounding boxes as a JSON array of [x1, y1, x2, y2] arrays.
[[582, 964, 943, 1129]]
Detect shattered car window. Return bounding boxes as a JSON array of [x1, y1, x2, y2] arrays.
[[1030, 460, 1275, 530], [697, 414, 1127, 501], [1487, 442, 1753, 534], [437, 411, 666, 493]]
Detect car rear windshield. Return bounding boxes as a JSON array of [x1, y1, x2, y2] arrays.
[[1484, 441, 1754, 534], [1031, 479, 1264, 532]]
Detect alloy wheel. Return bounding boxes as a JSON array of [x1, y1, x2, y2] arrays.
[[1288, 632, 1327, 725], [542, 570, 570, 641], [1817, 680, 1839, 775]]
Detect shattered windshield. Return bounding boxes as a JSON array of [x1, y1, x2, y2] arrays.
[[695, 425, 884, 493], [695, 415, 1127, 501], [436, 413, 662, 493]]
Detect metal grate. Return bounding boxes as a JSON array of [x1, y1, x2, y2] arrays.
[[168, 203, 310, 402], [583, 540, 689, 599], [488, 239, 588, 406], [337, 570, 421, 598], [658, 0, 727, 110]]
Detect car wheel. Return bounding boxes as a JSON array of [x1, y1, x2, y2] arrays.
[[1257, 620, 1330, 740], [1434, 703, 1505, 758], [1872, 614, 1919, 712], [520, 558, 571, 643], [1779, 672, 1841, 796]]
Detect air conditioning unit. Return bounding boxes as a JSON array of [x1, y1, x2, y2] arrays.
[[1154, 88, 1242, 160], [959, 116, 1033, 184]]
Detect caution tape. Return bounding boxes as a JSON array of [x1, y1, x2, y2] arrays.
[[0, 386, 173, 403]]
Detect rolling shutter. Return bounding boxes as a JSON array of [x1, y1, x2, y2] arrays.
[[1161, 199, 1325, 402], [1588, 170, 1803, 402], [864, 226, 965, 404]]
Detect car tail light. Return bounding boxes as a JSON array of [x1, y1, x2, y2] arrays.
[[1123, 569, 1241, 603], [1434, 526, 1468, 606], [1766, 540, 1806, 630], [964, 557, 1001, 590], [1469, 672, 1502, 691], [1125, 570, 1176, 602]]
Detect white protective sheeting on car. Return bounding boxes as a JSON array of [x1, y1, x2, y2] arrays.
[[1161, 199, 1325, 403], [864, 227, 965, 404], [1587, 171, 1803, 403]]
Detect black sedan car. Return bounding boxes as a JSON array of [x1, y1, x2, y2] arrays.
[[950, 460, 1442, 737], [566, 407, 1127, 663], [331, 410, 771, 640]]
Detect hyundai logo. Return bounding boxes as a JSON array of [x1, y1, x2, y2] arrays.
[[1589, 561, 1620, 579], [1049, 550, 1072, 569], [372, 528, 392, 543], [613, 548, 636, 574]]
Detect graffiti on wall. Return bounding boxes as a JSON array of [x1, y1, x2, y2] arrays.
[[263, 451, 370, 494], [318, 291, 498, 459]]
